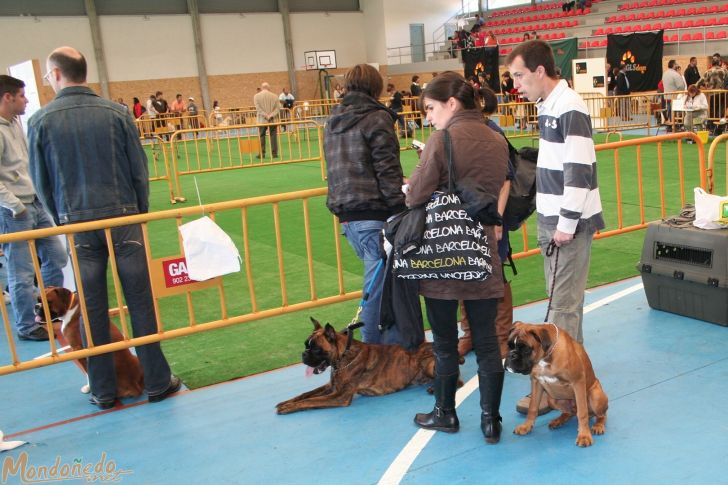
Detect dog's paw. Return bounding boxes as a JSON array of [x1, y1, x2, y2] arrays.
[[513, 423, 533, 435], [575, 433, 594, 447], [591, 423, 606, 435], [276, 402, 295, 415]]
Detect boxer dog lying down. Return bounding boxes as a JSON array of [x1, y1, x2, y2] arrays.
[[505, 321, 608, 447], [276, 318, 438, 414], [35, 286, 144, 398]]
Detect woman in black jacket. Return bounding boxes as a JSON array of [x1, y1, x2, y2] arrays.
[[324, 64, 406, 345]]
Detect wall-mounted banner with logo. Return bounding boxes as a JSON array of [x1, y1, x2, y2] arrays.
[[462, 46, 500, 92], [549, 37, 579, 81], [606, 30, 664, 92]]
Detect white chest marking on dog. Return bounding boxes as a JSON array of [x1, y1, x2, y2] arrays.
[[536, 375, 559, 385], [538, 359, 549, 369], [60, 302, 79, 334]]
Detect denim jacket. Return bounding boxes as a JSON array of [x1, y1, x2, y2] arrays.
[[28, 86, 149, 225]]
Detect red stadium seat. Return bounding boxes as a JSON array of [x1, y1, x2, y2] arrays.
[[607, 15, 617, 22], [720, 17, 728, 25], [558, 32, 566, 38], [615, 26, 623, 33], [686, 7, 696, 15], [606, 27, 614, 34], [706, 18, 717, 26], [696, 6, 707, 15], [670, 34, 678, 41], [663, 21, 672, 28], [599, 39, 608, 46], [663, 34, 669, 41], [708, 5, 718, 14], [673, 20, 683, 28], [683, 20, 694, 28], [691, 32, 703, 41], [706, 31, 716, 40], [589, 40, 600, 47], [595, 27, 605, 35], [681, 33, 691, 41], [717, 31, 728, 39], [579, 41, 587, 48], [652, 22, 662, 29], [694, 19, 705, 27]]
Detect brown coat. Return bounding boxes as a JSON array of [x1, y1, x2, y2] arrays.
[[406, 109, 508, 300]]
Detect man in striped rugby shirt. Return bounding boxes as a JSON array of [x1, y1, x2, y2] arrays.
[[506, 40, 605, 415]]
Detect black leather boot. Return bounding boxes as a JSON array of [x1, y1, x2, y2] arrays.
[[479, 371, 504, 444], [414, 373, 459, 433]]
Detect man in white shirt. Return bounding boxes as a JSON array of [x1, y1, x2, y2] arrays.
[[278, 87, 295, 132], [506, 40, 605, 415]]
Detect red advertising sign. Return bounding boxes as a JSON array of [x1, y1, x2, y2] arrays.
[[162, 257, 194, 288]]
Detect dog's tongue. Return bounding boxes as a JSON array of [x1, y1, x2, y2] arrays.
[[305, 366, 314, 377]]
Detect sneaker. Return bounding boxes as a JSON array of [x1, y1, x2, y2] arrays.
[[3, 291, 9, 305], [17, 326, 49, 341], [516, 393, 552, 416], [89, 395, 117, 410], [148, 375, 182, 403]]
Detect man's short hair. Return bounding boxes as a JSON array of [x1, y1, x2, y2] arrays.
[[505, 40, 557, 79], [690, 56, 697, 62], [344, 64, 383, 98], [48, 50, 87, 83], [0, 75, 24, 98], [668, 59, 677, 69]]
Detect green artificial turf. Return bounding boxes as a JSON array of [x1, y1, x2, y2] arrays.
[[132, 130, 721, 389]]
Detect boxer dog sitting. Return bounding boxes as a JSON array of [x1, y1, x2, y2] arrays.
[[35, 286, 144, 398], [276, 318, 438, 414], [505, 321, 608, 447]]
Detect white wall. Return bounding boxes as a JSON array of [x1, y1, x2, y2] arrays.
[[100, 15, 198, 81], [0, 16, 96, 81], [382, 0, 460, 50], [200, 13, 288, 74], [290, 12, 367, 70]]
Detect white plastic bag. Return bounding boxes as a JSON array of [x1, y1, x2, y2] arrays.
[[693, 187, 728, 230], [178, 216, 241, 281]]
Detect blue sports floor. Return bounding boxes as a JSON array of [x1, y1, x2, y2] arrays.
[[2, 276, 727, 484]]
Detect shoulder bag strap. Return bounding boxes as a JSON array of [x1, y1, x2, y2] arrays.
[[443, 129, 455, 193]]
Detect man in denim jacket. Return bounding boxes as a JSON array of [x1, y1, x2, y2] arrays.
[[28, 46, 180, 409]]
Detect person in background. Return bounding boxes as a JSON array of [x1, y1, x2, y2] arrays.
[[523, 33, 531, 41], [506, 40, 604, 416], [117, 98, 128, 111], [680, 84, 709, 138], [0, 74, 67, 342], [484, 31, 498, 47], [614, 63, 631, 120], [408, 71, 508, 444], [662, 60, 686, 124], [333, 83, 345, 101], [28, 46, 179, 408], [169, 93, 186, 130], [501, 71, 514, 94], [386, 83, 405, 135], [186, 96, 199, 129], [132, 97, 144, 118], [279, 87, 295, 132], [253, 83, 280, 158], [683, 57, 700, 88], [324, 64, 405, 345]]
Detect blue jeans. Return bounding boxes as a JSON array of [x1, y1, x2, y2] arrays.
[[342, 220, 387, 344], [0, 199, 67, 336], [75, 224, 171, 401]]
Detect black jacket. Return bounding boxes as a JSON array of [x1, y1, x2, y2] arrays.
[[615, 71, 630, 95], [324, 91, 405, 222], [684, 65, 701, 87]]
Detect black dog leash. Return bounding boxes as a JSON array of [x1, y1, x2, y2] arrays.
[[544, 239, 560, 323]]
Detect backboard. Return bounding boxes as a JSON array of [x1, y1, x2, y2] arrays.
[[303, 50, 337, 70]]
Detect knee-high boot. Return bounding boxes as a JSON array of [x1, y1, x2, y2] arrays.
[[479, 371, 504, 444], [457, 301, 472, 357], [495, 282, 513, 359], [414, 372, 459, 433]]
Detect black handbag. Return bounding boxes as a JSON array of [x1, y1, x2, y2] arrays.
[[392, 130, 494, 281]]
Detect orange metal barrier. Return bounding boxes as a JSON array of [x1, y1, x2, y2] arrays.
[[167, 120, 325, 203], [707, 133, 728, 195], [136, 112, 207, 139], [509, 132, 707, 259], [0, 188, 362, 376]]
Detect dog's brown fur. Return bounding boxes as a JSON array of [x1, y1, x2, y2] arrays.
[[276, 318, 437, 414], [40, 287, 144, 398], [506, 321, 608, 447]]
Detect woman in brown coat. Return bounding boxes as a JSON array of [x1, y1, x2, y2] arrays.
[[406, 71, 509, 443]]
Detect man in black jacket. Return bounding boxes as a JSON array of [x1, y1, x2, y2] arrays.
[[684, 57, 701, 88], [325, 64, 406, 344]]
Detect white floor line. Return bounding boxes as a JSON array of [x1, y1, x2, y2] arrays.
[[377, 281, 644, 485]]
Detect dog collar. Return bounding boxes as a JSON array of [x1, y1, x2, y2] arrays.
[[541, 323, 560, 360]]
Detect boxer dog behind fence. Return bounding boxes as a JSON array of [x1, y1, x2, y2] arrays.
[[35, 286, 144, 398], [276, 318, 439, 414], [505, 321, 608, 447]]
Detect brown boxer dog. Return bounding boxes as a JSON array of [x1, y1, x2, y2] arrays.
[[505, 321, 608, 447], [35, 287, 144, 398], [276, 318, 437, 414]]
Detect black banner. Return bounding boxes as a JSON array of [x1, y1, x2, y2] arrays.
[[606, 30, 664, 92], [462, 46, 500, 93]]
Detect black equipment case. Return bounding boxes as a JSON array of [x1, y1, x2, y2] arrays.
[[637, 221, 728, 326]]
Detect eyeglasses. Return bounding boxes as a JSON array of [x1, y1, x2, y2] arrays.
[[43, 69, 55, 82]]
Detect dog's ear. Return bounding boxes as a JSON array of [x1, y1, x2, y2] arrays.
[[324, 323, 337, 343], [532, 327, 553, 355], [310, 317, 322, 330], [59, 288, 72, 309]]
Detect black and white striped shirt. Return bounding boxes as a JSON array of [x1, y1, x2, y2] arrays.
[[536, 80, 605, 234]]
